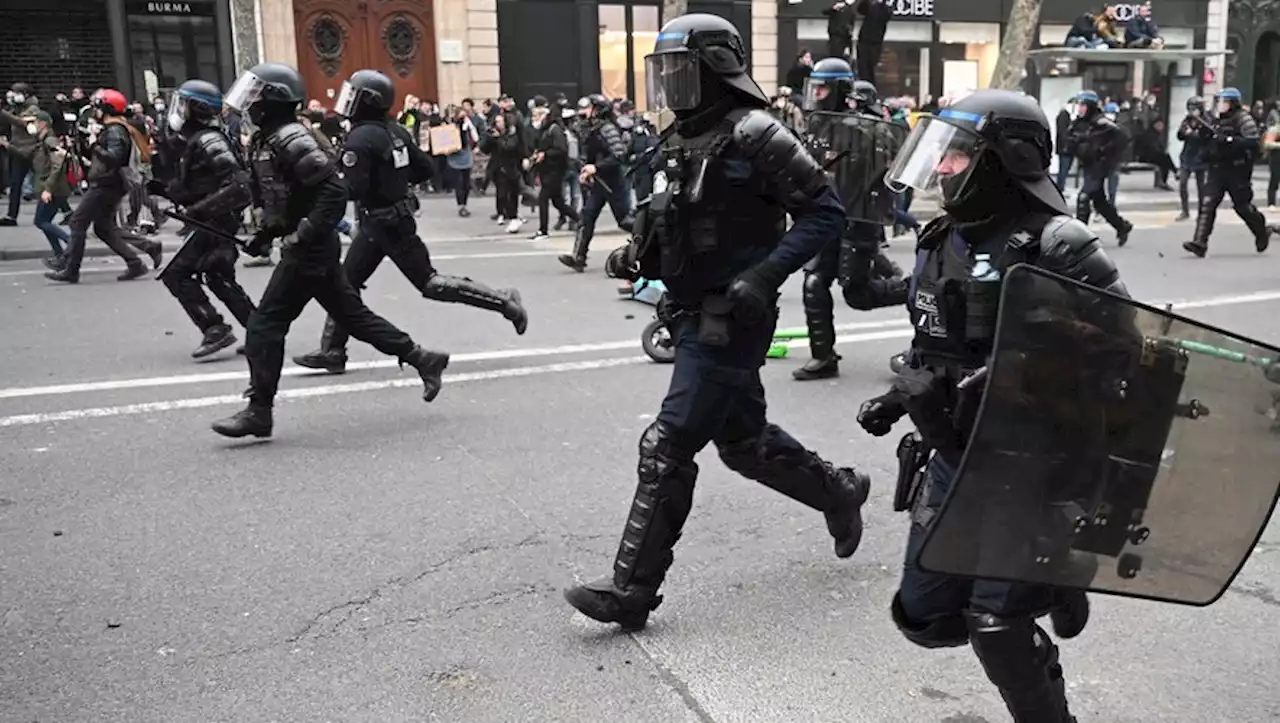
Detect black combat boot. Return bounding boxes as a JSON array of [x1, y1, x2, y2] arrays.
[[400, 345, 451, 402], [211, 403, 273, 438], [422, 274, 529, 335], [1050, 589, 1090, 640], [792, 354, 840, 381], [45, 267, 79, 284], [117, 263, 148, 281], [564, 422, 696, 631], [1182, 239, 1208, 258], [42, 253, 66, 271], [292, 318, 349, 373], [193, 323, 237, 359], [557, 228, 590, 272], [967, 613, 1077, 723]]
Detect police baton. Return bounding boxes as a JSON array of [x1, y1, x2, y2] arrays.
[[162, 208, 249, 250]]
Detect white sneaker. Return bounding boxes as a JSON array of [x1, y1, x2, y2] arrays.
[[529, 231, 549, 241], [496, 216, 507, 226], [506, 218, 525, 233]]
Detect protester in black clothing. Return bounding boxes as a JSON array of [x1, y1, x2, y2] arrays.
[[822, 2, 855, 60], [1054, 103, 1075, 190], [1135, 119, 1176, 190], [855, 0, 891, 85], [480, 111, 525, 231], [528, 106, 579, 240]]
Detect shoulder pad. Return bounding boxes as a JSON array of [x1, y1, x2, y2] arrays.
[[272, 122, 334, 186], [731, 110, 787, 156], [915, 216, 950, 251], [193, 127, 231, 155], [1038, 214, 1098, 252], [1095, 116, 1118, 129]]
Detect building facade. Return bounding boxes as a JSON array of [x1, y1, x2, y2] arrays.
[[0, 0, 238, 102], [776, 0, 1211, 102], [1224, 0, 1280, 102]]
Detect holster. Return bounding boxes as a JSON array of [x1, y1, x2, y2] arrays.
[[893, 432, 930, 512], [698, 294, 733, 347]]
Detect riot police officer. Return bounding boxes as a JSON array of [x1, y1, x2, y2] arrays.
[[1184, 88, 1274, 257], [857, 89, 1111, 723], [291, 70, 528, 375], [794, 62, 907, 381], [149, 79, 257, 359], [1175, 95, 1211, 221], [565, 14, 871, 631], [210, 62, 450, 439], [1066, 90, 1133, 245], [557, 94, 632, 272]]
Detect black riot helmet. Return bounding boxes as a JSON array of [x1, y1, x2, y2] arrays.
[[334, 69, 396, 121], [802, 57, 854, 112], [1074, 90, 1102, 118], [644, 13, 768, 119], [168, 79, 222, 133], [851, 80, 879, 112], [1186, 95, 1204, 113], [886, 89, 1068, 223], [224, 62, 306, 125]]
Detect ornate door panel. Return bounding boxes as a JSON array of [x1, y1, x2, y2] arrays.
[[295, 0, 369, 106], [366, 0, 439, 105]]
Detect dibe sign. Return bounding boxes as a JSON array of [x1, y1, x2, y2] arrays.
[[890, 0, 935, 17], [1111, 3, 1149, 22]]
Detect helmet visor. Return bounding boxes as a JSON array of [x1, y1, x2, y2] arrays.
[[224, 71, 267, 113], [333, 81, 359, 118], [167, 91, 189, 132], [802, 77, 837, 112], [884, 115, 981, 196], [644, 51, 700, 112]]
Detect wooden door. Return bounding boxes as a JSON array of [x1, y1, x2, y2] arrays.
[[366, 0, 439, 105], [294, 0, 370, 107]]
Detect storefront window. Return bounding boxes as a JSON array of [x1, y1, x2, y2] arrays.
[[599, 5, 629, 101], [129, 13, 219, 100], [598, 3, 660, 104]]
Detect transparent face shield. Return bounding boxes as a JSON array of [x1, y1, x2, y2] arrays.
[[333, 81, 359, 118], [801, 77, 833, 112], [167, 91, 189, 132], [884, 115, 982, 200], [224, 71, 267, 113], [644, 51, 700, 113]]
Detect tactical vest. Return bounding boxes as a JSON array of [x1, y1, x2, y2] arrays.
[[250, 129, 291, 229], [908, 224, 1038, 372], [179, 128, 236, 199], [643, 111, 786, 293]]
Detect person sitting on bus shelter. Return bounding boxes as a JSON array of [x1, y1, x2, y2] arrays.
[[1125, 3, 1165, 49]]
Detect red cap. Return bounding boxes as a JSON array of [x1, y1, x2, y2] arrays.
[[93, 88, 128, 114]]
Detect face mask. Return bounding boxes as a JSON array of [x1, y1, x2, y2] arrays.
[[12, 94, 25, 104], [155, 103, 165, 111], [531, 119, 543, 129], [25, 122, 38, 135]]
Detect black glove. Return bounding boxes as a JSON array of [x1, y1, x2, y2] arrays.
[[244, 227, 275, 258], [726, 261, 785, 325], [858, 389, 908, 437], [146, 179, 169, 198]]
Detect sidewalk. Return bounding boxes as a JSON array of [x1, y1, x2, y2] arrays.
[[0, 170, 1264, 261]]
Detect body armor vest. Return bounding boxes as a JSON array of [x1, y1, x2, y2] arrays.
[[179, 128, 237, 200], [645, 113, 786, 298], [250, 127, 293, 229]]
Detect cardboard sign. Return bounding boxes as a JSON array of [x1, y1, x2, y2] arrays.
[[429, 124, 461, 156]]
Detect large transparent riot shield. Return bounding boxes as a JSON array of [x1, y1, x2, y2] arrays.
[[807, 111, 906, 224], [917, 264, 1280, 606]]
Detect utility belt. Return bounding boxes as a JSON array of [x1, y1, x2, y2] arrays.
[[360, 196, 419, 224], [657, 289, 775, 349]]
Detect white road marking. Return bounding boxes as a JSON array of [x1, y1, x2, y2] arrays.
[[0, 327, 916, 428], [0, 251, 562, 278], [0, 319, 910, 400]]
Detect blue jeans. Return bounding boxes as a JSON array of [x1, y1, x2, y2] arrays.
[[1054, 154, 1074, 191], [33, 198, 70, 255], [1065, 36, 1107, 49], [1107, 172, 1120, 205], [562, 172, 581, 214]]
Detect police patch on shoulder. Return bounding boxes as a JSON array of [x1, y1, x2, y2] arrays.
[[341, 150, 358, 167]]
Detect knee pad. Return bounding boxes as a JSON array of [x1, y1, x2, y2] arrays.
[[638, 421, 698, 483], [965, 611, 1057, 690], [801, 269, 832, 300], [890, 592, 969, 649]]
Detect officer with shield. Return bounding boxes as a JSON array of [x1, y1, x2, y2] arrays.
[[566, 13, 872, 631], [291, 70, 528, 375], [856, 90, 1125, 722], [148, 79, 257, 360], [209, 62, 451, 439], [793, 59, 908, 381]]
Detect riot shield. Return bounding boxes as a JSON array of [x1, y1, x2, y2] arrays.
[[807, 111, 906, 225], [917, 264, 1280, 606]]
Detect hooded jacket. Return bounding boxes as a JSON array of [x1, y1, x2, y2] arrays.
[[1, 98, 44, 159]]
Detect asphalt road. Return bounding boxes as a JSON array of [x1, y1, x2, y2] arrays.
[[1, 218, 1278, 723]]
